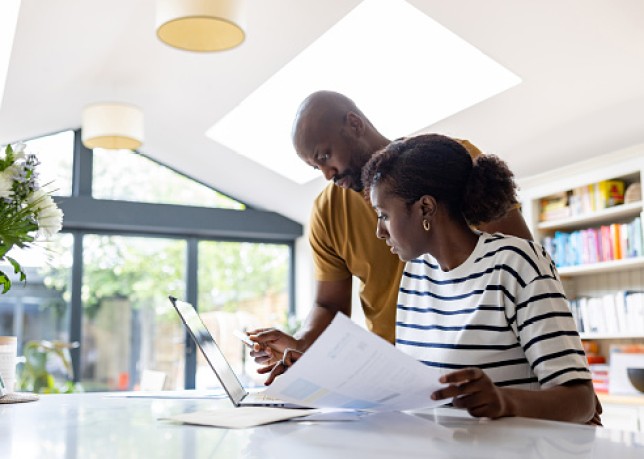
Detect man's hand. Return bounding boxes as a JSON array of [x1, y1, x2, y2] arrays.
[[257, 348, 303, 385], [246, 328, 301, 366], [431, 368, 513, 419]]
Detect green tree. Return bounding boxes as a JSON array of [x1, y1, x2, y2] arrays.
[[92, 148, 245, 209], [198, 241, 288, 312], [42, 236, 289, 321]]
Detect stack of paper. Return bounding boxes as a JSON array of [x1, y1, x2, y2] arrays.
[[265, 313, 448, 412]]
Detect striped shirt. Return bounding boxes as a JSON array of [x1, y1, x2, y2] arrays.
[[396, 232, 590, 390]]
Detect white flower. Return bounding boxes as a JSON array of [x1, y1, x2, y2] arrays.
[[28, 189, 64, 239], [0, 171, 12, 199], [28, 188, 49, 208], [4, 164, 19, 179], [1, 142, 64, 293], [37, 205, 64, 239]]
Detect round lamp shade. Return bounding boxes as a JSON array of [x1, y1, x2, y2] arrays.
[[156, 0, 246, 52], [82, 103, 144, 150]]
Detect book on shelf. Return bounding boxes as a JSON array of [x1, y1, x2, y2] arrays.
[[595, 179, 625, 209], [602, 293, 619, 334], [620, 222, 629, 259], [544, 217, 643, 268], [589, 364, 609, 394], [625, 291, 644, 335], [570, 290, 644, 336], [569, 184, 598, 215], [600, 225, 613, 261], [540, 179, 628, 221], [609, 224, 622, 260], [539, 192, 569, 221], [587, 228, 599, 264], [541, 206, 571, 221], [626, 216, 643, 257], [614, 291, 629, 334]]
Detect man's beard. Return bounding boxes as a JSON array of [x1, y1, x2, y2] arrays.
[[334, 167, 364, 192]]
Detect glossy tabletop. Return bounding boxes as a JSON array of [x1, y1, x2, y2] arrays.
[[1, 392, 643, 459]]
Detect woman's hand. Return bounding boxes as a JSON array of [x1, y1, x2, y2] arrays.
[[588, 394, 603, 426], [257, 348, 303, 385], [431, 368, 513, 419]]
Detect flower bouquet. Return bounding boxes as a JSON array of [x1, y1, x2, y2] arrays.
[[0, 143, 64, 293]]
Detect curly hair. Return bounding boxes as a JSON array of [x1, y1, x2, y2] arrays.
[[361, 134, 518, 226]]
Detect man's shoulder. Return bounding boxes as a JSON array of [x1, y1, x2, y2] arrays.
[[314, 182, 338, 202], [453, 138, 483, 159], [311, 184, 349, 227], [313, 183, 365, 208]]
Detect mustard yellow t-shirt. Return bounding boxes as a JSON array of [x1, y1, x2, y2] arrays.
[[309, 183, 404, 343], [308, 138, 482, 344]]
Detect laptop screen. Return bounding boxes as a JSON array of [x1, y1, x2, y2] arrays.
[[169, 296, 246, 405]]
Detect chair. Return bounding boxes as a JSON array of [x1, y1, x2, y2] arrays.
[[139, 369, 166, 391]]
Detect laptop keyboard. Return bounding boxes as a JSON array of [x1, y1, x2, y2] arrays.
[[245, 391, 283, 402]]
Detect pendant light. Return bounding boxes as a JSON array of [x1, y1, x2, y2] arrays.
[[81, 103, 144, 150], [156, 0, 246, 52]]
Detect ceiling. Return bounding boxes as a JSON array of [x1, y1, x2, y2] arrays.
[[1, 0, 643, 225]]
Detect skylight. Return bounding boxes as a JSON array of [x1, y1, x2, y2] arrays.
[[207, 0, 521, 184], [0, 0, 21, 111]]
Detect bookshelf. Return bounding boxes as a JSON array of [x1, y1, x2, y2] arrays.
[[518, 143, 644, 427], [537, 201, 643, 231], [557, 256, 644, 277]]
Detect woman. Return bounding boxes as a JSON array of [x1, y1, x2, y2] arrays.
[[360, 134, 597, 424], [260, 133, 599, 424]]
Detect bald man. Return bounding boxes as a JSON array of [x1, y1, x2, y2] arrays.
[[249, 90, 532, 366]]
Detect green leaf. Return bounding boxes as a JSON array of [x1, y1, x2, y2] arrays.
[[0, 144, 14, 171], [6, 255, 22, 273], [0, 270, 11, 294], [6, 256, 27, 283]]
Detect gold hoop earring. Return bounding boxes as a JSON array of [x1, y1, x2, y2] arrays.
[[423, 219, 431, 232]]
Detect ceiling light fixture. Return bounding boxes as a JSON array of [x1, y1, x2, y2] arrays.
[[81, 103, 144, 150], [156, 0, 246, 52]]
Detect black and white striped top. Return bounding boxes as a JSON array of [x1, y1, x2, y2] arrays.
[[396, 232, 591, 390]]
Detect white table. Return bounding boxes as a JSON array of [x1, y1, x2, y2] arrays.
[[1, 392, 643, 459]]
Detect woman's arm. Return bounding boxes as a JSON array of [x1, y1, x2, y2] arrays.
[[431, 368, 596, 423]]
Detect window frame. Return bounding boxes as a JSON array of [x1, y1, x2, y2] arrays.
[[54, 129, 302, 388]]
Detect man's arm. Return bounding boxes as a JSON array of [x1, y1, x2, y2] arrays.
[[477, 207, 533, 240], [249, 277, 353, 364], [294, 277, 353, 349]]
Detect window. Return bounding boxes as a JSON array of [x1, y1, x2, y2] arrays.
[[196, 241, 291, 388], [80, 235, 186, 391], [23, 130, 74, 196], [0, 233, 73, 390], [2, 130, 301, 393], [92, 148, 245, 209]]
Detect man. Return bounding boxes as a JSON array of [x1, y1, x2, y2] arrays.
[[249, 90, 532, 365]]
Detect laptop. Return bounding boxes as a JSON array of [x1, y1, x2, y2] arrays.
[[168, 296, 310, 409]]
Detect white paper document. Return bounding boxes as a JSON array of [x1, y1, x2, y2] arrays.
[[103, 389, 227, 399], [162, 407, 319, 429], [265, 313, 449, 412]]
